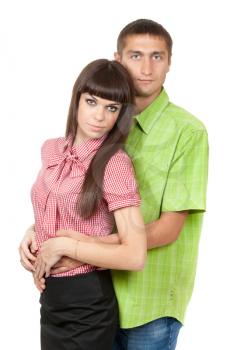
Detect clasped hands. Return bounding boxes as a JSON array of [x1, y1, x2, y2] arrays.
[[34, 230, 84, 278], [19, 228, 85, 292]]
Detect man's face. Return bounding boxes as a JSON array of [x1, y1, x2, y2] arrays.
[[115, 34, 170, 102]]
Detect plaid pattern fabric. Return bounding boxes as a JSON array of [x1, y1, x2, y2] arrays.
[[111, 88, 209, 327], [31, 135, 140, 277]]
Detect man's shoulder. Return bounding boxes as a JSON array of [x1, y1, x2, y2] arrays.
[[165, 101, 207, 132]]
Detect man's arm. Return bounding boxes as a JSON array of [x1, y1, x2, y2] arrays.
[[19, 224, 37, 271], [56, 210, 188, 249], [85, 210, 188, 248], [145, 210, 188, 248]]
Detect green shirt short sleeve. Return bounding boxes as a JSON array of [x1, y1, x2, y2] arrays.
[[162, 129, 209, 212]]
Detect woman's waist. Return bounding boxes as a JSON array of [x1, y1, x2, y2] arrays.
[[35, 225, 112, 242], [50, 264, 102, 278]]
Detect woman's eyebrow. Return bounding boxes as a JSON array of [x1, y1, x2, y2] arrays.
[[107, 102, 122, 106], [87, 94, 122, 106]]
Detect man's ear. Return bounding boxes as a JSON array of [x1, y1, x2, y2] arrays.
[[114, 52, 121, 62], [168, 54, 172, 70]]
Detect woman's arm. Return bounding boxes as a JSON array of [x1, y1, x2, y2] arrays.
[[35, 205, 146, 278]]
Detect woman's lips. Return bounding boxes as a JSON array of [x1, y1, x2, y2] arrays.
[[88, 124, 105, 131]]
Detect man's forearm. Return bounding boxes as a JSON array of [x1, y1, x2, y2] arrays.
[[33, 211, 187, 253], [145, 211, 188, 249], [98, 224, 177, 249], [97, 211, 188, 250]]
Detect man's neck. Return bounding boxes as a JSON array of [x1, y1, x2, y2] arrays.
[[135, 89, 162, 113]]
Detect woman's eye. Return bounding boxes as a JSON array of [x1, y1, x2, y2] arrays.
[[86, 98, 96, 106], [107, 106, 118, 113]]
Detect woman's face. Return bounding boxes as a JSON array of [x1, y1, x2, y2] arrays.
[[75, 93, 122, 145]]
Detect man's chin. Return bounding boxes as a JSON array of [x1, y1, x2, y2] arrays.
[[135, 89, 154, 98]]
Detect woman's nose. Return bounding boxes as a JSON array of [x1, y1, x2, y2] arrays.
[[94, 106, 105, 121]]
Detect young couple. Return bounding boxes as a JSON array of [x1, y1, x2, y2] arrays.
[[19, 19, 209, 350]]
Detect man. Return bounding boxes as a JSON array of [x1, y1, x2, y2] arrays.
[[19, 19, 208, 350]]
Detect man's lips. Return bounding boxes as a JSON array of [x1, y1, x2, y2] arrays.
[[137, 79, 154, 85], [138, 79, 153, 82]]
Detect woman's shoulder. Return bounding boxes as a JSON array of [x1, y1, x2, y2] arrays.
[[41, 137, 66, 160], [109, 149, 132, 164], [105, 149, 133, 172], [41, 136, 65, 150], [104, 149, 136, 183], [103, 149, 140, 206]]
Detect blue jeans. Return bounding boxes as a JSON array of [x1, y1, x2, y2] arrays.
[[112, 317, 182, 350]]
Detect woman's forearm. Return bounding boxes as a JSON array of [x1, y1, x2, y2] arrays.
[[59, 237, 145, 271], [39, 206, 146, 274], [94, 233, 120, 244]]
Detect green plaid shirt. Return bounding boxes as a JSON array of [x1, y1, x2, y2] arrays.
[[111, 88, 209, 328]]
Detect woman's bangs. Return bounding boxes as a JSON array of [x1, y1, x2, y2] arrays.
[[83, 74, 130, 103]]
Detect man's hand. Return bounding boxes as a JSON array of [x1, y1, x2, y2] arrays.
[[19, 225, 37, 272], [50, 256, 84, 275], [33, 273, 46, 293]]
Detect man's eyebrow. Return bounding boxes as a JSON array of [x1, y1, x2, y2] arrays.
[[127, 50, 166, 55], [127, 50, 142, 55], [152, 51, 166, 55]]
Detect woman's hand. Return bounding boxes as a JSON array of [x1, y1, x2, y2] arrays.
[[48, 229, 91, 274], [35, 237, 69, 279], [35, 236, 79, 279], [19, 224, 37, 272]]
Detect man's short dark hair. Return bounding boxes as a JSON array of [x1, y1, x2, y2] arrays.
[[117, 19, 173, 60]]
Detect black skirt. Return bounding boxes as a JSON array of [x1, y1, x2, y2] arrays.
[[40, 269, 118, 350]]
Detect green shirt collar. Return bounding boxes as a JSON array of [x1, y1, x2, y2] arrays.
[[135, 88, 169, 134]]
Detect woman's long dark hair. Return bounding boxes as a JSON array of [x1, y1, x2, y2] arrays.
[[65, 59, 135, 219]]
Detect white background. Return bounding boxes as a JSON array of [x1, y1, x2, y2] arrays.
[[1, 0, 232, 348]]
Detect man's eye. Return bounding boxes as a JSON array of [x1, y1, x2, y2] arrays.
[[131, 54, 140, 60], [86, 98, 96, 105], [153, 54, 161, 60]]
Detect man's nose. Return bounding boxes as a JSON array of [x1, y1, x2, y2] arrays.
[[141, 58, 152, 76]]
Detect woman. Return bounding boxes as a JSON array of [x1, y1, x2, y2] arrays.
[[20, 59, 146, 350]]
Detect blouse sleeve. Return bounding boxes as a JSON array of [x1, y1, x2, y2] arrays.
[[103, 150, 141, 212], [40, 137, 65, 166]]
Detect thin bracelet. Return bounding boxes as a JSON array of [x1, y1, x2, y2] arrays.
[[74, 240, 79, 260]]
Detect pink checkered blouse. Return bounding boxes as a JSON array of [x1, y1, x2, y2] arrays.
[[31, 135, 140, 277]]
